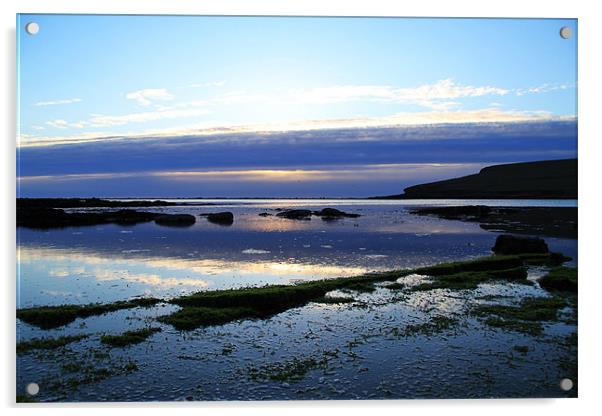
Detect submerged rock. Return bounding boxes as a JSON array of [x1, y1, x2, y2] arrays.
[[154, 214, 196, 227], [275, 208, 360, 221], [205, 212, 234, 225], [492, 234, 549, 255], [410, 205, 492, 219], [313, 208, 361, 220], [276, 209, 313, 220]]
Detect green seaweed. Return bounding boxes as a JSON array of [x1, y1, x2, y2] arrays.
[[100, 327, 162, 347], [17, 334, 88, 354], [247, 356, 328, 382], [313, 296, 354, 304], [17, 253, 571, 332], [158, 307, 263, 330], [341, 281, 376, 293], [474, 296, 567, 335], [415, 255, 524, 276], [484, 317, 543, 335], [518, 252, 572, 266], [476, 296, 566, 321], [170, 276, 386, 310], [17, 297, 161, 329], [539, 266, 577, 293], [397, 315, 458, 337], [411, 266, 527, 291]]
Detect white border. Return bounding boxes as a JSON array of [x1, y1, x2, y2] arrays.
[[2, 1, 600, 415]]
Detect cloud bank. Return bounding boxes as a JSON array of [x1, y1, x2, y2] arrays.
[[17, 120, 577, 197]]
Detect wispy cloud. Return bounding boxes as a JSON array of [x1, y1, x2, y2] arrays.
[[292, 79, 510, 109], [31, 79, 575, 138], [515, 83, 574, 96], [88, 108, 211, 127], [40, 107, 212, 131], [35, 98, 82, 107], [126, 88, 174, 106], [45, 119, 86, 129]]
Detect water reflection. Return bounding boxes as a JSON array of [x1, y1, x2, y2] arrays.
[[18, 246, 370, 307], [17, 200, 577, 308]]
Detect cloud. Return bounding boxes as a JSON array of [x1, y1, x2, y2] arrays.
[[39, 107, 212, 132], [35, 98, 82, 107], [24, 108, 571, 147], [125, 88, 174, 106], [515, 83, 573, 96], [292, 79, 510, 109], [88, 108, 211, 127], [29, 79, 575, 138], [17, 120, 577, 180], [45, 119, 86, 129], [17, 163, 487, 186]]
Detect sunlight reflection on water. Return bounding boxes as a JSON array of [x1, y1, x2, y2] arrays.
[[17, 200, 577, 307]]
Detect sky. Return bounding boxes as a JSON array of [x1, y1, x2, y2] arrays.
[[17, 15, 577, 197]]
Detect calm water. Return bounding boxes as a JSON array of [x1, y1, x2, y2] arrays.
[[16, 199, 577, 401], [17, 199, 577, 307]]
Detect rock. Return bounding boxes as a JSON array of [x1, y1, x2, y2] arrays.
[[492, 234, 549, 255], [276, 209, 313, 220], [17, 207, 160, 228], [109, 209, 160, 225], [538, 267, 577, 292], [205, 212, 234, 225], [17, 207, 71, 228], [154, 214, 196, 227], [410, 205, 491, 219], [313, 208, 361, 219], [258, 212, 272, 217]]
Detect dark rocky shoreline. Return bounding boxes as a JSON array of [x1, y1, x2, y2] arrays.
[[410, 205, 577, 239], [17, 207, 196, 229], [17, 199, 364, 228]]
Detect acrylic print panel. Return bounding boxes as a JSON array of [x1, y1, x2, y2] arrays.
[[16, 14, 577, 402]]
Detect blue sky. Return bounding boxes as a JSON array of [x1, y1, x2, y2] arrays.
[[17, 15, 577, 197]]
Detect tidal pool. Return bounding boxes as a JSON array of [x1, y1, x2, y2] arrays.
[[16, 200, 577, 401]]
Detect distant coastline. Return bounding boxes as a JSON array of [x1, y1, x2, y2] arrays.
[[372, 159, 577, 200]]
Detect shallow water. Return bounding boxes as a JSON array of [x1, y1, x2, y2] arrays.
[[16, 199, 577, 401], [17, 199, 577, 307]]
